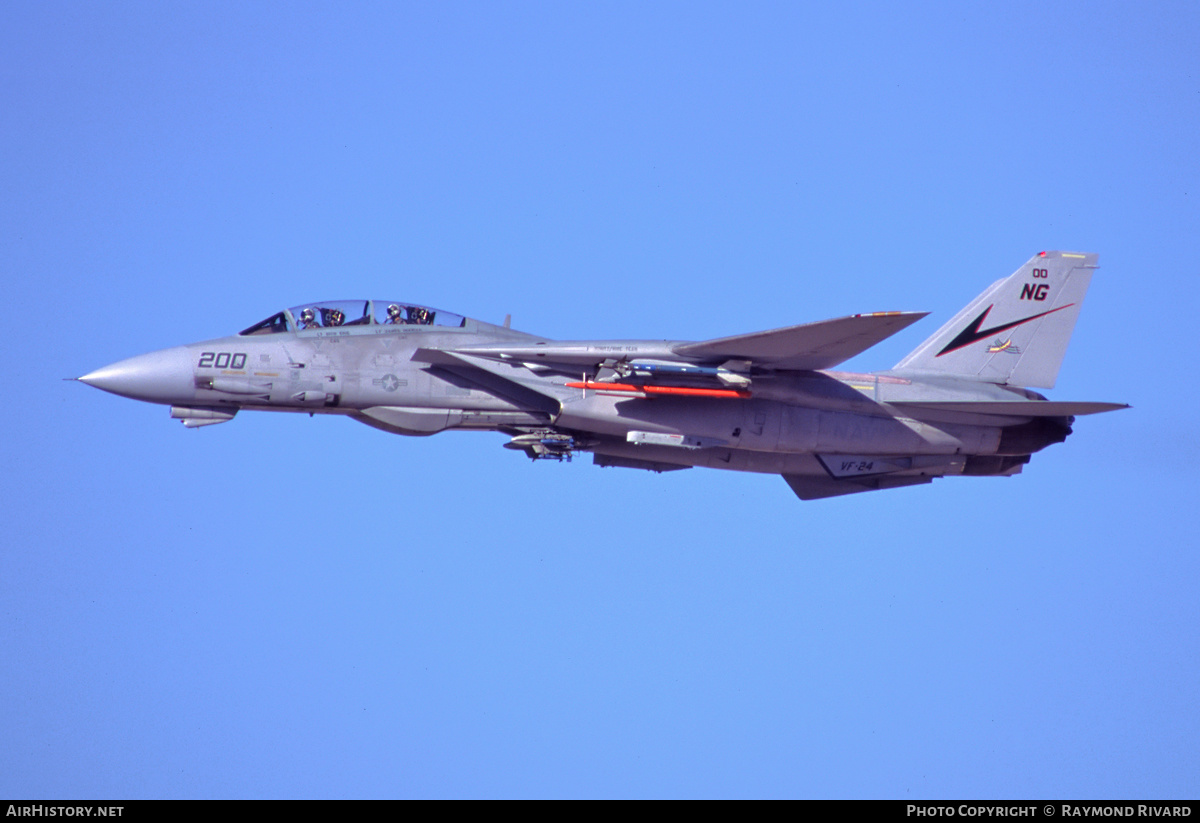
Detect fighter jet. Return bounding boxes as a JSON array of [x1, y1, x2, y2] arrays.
[[78, 251, 1126, 500]]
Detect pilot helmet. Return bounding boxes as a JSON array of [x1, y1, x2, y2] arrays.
[[387, 304, 403, 321], [300, 308, 315, 325]]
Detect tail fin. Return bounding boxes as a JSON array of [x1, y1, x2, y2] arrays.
[[893, 251, 1097, 389]]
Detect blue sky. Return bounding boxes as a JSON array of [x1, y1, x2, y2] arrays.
[[3, 1, 1197, 798]]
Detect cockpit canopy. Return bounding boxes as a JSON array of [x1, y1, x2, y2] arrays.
[[240, 300, 466, 335]]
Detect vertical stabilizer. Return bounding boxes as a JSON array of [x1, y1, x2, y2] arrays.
[[892, 251, 1097, 389]]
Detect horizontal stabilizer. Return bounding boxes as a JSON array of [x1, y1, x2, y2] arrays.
[[672, 312, 927, 370], [890, 401, 1129, 417], [782, 473, 933, 500]]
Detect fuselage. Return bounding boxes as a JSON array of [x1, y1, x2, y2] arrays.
[[78, 251, 1125, 500], [79, 299, 1070, 485]]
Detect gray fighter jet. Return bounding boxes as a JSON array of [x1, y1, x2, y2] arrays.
[[79, 251, 1126, 500]]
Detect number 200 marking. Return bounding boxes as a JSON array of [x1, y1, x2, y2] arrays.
[[198, 352, 247, 369], [1032, 268, 1048, 278]]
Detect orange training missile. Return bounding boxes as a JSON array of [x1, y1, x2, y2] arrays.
[[565, 381, 750, 399]]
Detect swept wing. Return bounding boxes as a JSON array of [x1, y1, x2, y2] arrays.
[[670, 311, 928, 370]]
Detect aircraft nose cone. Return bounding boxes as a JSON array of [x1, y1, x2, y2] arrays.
[[79, 346, 194, 404]]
